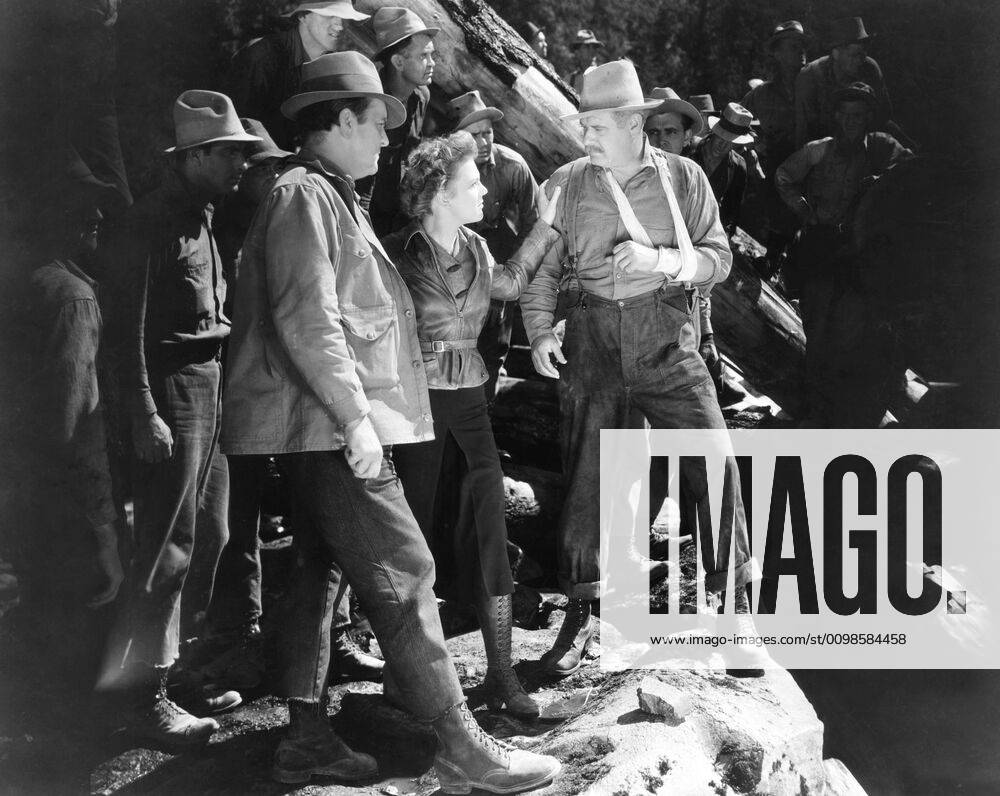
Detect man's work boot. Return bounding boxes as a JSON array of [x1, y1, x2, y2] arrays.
[[330, 629, 384, 682], [122, 668, 219, 750], [720, 588, 771, 678], [272, 698, 378, 784], [171, 682, 243, 715], [540, 599, 594, 677], [431, 702, 560, 794]]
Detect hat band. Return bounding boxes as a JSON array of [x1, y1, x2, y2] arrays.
[[298, 73, 383, 96], [717, 117, 752, 136]]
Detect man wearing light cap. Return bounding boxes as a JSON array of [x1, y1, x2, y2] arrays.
[[357, 6, 439, 235], [566, 28, 604, 94], [222, 50, 560, 790], [520, 61, 761, 678], [108, 90, 259, 748], [227, 1, 371, 150], [449, 89, 539, 401]]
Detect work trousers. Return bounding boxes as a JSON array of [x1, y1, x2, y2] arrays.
[[207, 454, 351, 635], [393, 386, 515, 603], [276, 450, 463, 719], [122, 358, 229, 667], [557, 287, 753, 599]]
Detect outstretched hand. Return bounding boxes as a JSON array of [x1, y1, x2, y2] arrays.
[[537, 182, 563, 227]]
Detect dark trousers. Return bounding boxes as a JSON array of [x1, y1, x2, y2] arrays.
[[392, 387, 515, 602], [477, 299, 514, 404], [557, 288, 753, 599], [122, 359, 229, 667], [275, 450, 463, 718], [206, 455, 351, 635]]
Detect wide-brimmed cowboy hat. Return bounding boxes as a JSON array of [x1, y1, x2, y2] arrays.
[[164, 90, 262, 153], [280, 51, 407, 127], [768, 19, 807, 49], [570, 28, 604, 48], [239, 118, 293, 165], [282, 1, 369, 21], [829, 16, 874, 49], [644, 87, 704, 136], [707, 102, 756, 145], [450, 90, 503, 131], [562, 60, 662, 120], [688, 94, 720, 118], [832, 81, 877, 107], [372, 7, 439, 59]]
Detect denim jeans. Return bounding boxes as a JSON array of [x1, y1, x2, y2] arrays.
[[122, 358, 229, 667], [276, 450, 463, 719], [206, 454, 352, 635], [557, 287, 753, 599]]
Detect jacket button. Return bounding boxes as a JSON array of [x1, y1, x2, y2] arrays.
[[367, 331, 375, 340], [405, 309, 413, 317], [422, 413, 432, 421], [412, 360, 421, 368], [357, 248, 367, 257]]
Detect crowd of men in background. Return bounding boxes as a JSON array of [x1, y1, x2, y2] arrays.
[[12, 2, 916, 791]]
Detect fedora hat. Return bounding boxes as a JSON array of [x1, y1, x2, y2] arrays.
[[562, 60, 662, 120], [829, 16, 873, 49], [570, 28, 603, 49], [832, 81, 876, 107], [450, 90, 503, 131], [372, 7, 439, 59], [707, 102, 756, 145], [747, 78, 765, 90], [164, 90, 262, 153], [281, 51, 407, 127], [644, 87, 704, 136], [239, 118, 293, 165], [282, 1, 369, 21], [767, 19, 806, 49], [688, 94, 720, 117]]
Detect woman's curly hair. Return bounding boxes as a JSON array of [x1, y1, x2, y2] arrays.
[[399, 131, 477, 219]]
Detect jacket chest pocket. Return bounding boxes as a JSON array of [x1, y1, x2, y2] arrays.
[[338, 237, 394, 308], [340, 305, 400, 390]]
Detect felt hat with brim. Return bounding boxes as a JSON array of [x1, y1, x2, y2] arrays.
[[768, 19, 807, 49], [747, 78, 765, 90], [239, 118, 294, 165], [644, 87, 704, 136], [688, 94, 720, 117], [571, 28, 603, 48], [372, 7, 439, 59], [707, 102, 756, 145], [282, 1, 369, 20], [450, 90, 503, 131], [829, 16, 873, 48], [562, 60, 662, 120], [280, 50, 407, 128], [832, 81, 877, 107], [525, 21, 542, 39], [164, 90, 262, 153]]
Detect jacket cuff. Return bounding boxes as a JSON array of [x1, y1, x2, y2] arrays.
[[327, 390, 371, 428]]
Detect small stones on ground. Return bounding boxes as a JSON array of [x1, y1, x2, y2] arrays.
[[637, 676, 692, 721]]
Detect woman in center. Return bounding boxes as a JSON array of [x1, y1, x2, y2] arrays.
[[384, 131, 559, 719]]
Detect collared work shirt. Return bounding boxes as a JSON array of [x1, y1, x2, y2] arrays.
[[113, 172, 229, 418], [519, 147, 731, 344], [795, 55, 892, 147], [30, 259, 117, 528], [221, 151, 434, 454], [690, 138, 747, 236], [775, 132, 912, 227], [470, 143, 539, 263], [742, 77, 797, 175], [227, 28, 308, 150], [383, 219, 557, 389]]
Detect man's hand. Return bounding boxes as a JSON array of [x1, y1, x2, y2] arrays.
[[89, 521, 123, 608], [531, 333, 566, 379], [133, 413, 173, 463], [537, 182, 563, 227], [608, 241, 660, 275], [699, 334, 720, 370], [344, 415, 383, 479]]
